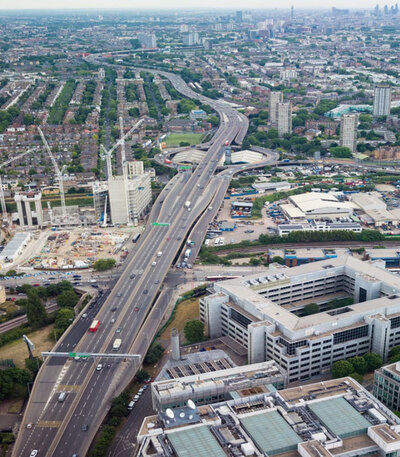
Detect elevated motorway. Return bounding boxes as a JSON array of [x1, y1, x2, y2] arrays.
[[13, 65, 250, 457]]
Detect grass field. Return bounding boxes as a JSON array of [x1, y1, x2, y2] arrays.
[[165, 133, 204, 147], [159, 297, 199, 341], [0, 324, 56, 368]]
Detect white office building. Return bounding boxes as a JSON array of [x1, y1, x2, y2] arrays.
[[108, 174, 151, 225], [277, 102, 292, 136], [200, 256, 400, 383], [269, 91, 283, 125], [126, 160, 144, 178], [340, 113, 358, 153], [373, 84, 391, 117]]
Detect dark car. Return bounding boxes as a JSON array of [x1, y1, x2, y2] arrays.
[[111, 307, 117, 312], [143, 290, 148, 295], [81, 424, 89, 432]]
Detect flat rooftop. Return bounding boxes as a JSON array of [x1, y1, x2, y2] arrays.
[[137, 377, 400, 457]]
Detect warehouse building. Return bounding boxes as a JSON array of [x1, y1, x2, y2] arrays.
[[267, 248, 349, 267], [281, 192, 356, 220], [0, 232, 31, 264], [138, 377, 400, 457], [278, 221, 362, 236], [200, 256, 400, 383], [364, 248, 400, 268]]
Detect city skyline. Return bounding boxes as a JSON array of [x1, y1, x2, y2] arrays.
[[0, 1, 398, 10]]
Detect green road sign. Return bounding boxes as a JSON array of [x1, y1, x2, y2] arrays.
[[152, 222, 170, 227], [179, 165, 191, 170], [69, 352, 76, 358]]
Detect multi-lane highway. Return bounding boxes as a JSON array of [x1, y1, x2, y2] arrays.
[[13, 65, 251, 457]]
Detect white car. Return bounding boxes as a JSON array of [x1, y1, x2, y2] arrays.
[[96, 364, 103, 371], [30, 452, 38, 457]]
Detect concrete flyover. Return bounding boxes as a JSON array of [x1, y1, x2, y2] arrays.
[[13, 60, 250, 457]]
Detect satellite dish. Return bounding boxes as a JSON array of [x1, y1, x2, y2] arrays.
[[189, 414, 193, 420], [179, 412, 185, 418], [187, 399, 196, 410], [166, 408, 174, 419]]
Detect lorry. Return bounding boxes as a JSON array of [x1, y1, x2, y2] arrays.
[[184, 201, 191, 209], [113, 338, 122, 351], [89, 320, 100, 332], [185, 249, 192, 258]]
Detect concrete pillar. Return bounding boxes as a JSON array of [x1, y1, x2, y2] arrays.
[[34, 198, 43, 227], [171, 328, 180, 361], [15, 198, 24, 227], [25, 200, 33, 227]]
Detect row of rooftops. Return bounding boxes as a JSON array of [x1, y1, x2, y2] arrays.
[[138, 378, 400, 457]]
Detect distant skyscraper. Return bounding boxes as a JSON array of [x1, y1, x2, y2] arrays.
[[269, 91, 283, 125], [182, 32, 199, 46], [373, 85, 391, 117], [236, 11, 243, 22], [277, 102, 292, 136], [340, 114, 358, 153], [138, 33, 157, 49], [291, 5, 294, 20]]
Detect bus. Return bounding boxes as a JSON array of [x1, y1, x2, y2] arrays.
[[89, 320, 100, 332], [132, 233, 140, 243]]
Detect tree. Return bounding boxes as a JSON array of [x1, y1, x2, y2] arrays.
[[55, 307, 75, 332], [267, 128, 279, 139], [363, 352, 383, 371], [135, 369, 150, 383], [93, 258, 116, 271], [184, 320, 204, 344], [271, 256, 284, 264], [57, 290, 79, 308], [144, 343, 165, 364], [330, 146, 352, 158], [303, 303, 320, 316], [348, 356, 368, 375], [26, 291, 47, 329], [25, 357, 43, 375], [332, 360, 354, 378], [349, 372, 364, 384]]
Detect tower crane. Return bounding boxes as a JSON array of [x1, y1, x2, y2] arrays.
[[37, 127, 67, 220], [0, 148, 37, 223], [119, 116, 127, 178], [100, 144, 113, 180], [100, 118, 144, 178]]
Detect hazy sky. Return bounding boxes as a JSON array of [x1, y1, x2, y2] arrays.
[[0, 0, 396, 10]]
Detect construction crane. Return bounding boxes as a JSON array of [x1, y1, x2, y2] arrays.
[[0, 148, 37, 223], [119, 116, 127, 178], [37, 127, 67, 220], [100, 144, 113, 179], [100, 118, 144, 178]]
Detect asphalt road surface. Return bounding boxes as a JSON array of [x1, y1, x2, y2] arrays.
[[13, 62, 252, 457]]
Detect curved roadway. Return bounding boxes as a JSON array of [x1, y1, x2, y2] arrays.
[[13, 64, 251, 457]]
